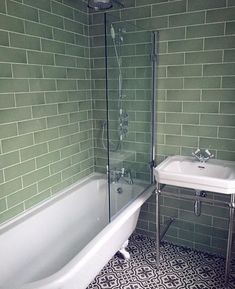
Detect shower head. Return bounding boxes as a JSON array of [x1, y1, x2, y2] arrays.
[[88, 0, 112, 10], [88, 0, 124, 11]]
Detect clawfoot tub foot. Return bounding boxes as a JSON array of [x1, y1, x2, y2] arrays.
[[118, 240, 130, 260]]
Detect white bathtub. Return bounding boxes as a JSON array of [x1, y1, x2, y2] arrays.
[[0, 174, 154, 289]]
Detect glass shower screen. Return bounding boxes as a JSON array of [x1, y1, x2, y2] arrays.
[[104, 14, 156, 219]]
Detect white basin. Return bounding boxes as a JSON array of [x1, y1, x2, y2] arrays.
[[154, 156, 235, 194]]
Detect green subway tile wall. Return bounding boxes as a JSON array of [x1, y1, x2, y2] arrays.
[[0, 0, 94, 224], [0, 0, 235, 257], [89, 1, 235, 256]]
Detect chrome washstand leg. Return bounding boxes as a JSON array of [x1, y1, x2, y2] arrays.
[[225, 194, 235, 284], [156, 183, 161, 270]]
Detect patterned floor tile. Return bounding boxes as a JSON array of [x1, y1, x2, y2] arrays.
[[87, 233, 235, 289]]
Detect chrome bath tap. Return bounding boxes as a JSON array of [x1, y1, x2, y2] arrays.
[[110, 168, 133, 184], [192, 148, 214, 163]]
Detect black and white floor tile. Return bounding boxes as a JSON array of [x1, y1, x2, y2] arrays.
[[87, 233, 235, 289]]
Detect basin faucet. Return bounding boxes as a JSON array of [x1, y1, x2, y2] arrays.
[[192, 148, 214, 163]]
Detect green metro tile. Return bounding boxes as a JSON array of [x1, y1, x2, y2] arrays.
[[10, 33, 40, 51], [217, 151, 235, 161], [228, 0, 235, 6], [218, 127, 235, 139], [7, 0, 38, 21], [48, 136, 70, 152], [186, 23, 224, 39], [47, 114, 69, 128], [0, 204, 24, 224], [24, 0, 51, 11], [51, 1, 73, 19], [0, 63, 12, 77], [61, 143, 80, 158], [2, 134, 34, 153], [62, 163, 80, 180], [184, 77, 221, 89], [188, 0, 226, 11], [182, 125, 217, 137], [158, 78, 183, 89], [220, 102, 235, 114], [165, 135, 198, 147], [45, 91, 67, 104], [25, 21, 53, 39], [25, 189, 51, 210], [0, 14, 24, 33], [226, 21, 235, 35], [200, 137, 235, 151], [0, 46, 26, 63], [136, 16, 168, 30], [22, 166, 50, 187], [185, 51, 222, 64], [28, 51, 54, 65], [57, 80, 77, 90], [66, 43, 85, 57], [122, 6, 151, 20], [201, 89, 235, 101], [39, 10, 64, 29], [0, 151, 20, 170], [152, 0, 186, 16], [206, 7, 235, 23], [34, 128, 59, 144], [0, 177, 22, 198], [183, 102, 219, 113], [43, 66, 67, 79], [167, 65, 202, 77], [0, 0, 6, 13], [29, 79, 56, 91], [13, 64, 43, 79], [158, 101, 182, 112], [166, 113, 199, 124], [222, 76, 235, 88], [5, 159, 35, 182], [7, 184, 37, 208], [38, 173, 61, 192], [41, 39, 65, 54], [205, 36, 235, 50], [55, 54, 76, 67], [15, 92, 44, 106], [59, 123, 79, 137], [0, 198, 6, 213], [0, 31, 9, 46], [203, 63, 235, 76], [200, 114, 235, 126], [53, 28, 75, 44], [18, 118, 47, 134], [224, 50, 235, 62], [0, 123, 17, 139], [64, 19, 84, 34], [159, 53, 184, 65], [58, 102, 78, 114], [32, 104, 57, 118], [157, 123, 181, 135], [169, 11, 205, 27], [168, 39, 203, 53], [0, 107, 31, 124], [36, 151, 60, 169], [0, 79, 29, 93], [20, 143, 48, 161], [167, 90, 200, 101], [0, 93, 14, 108]]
